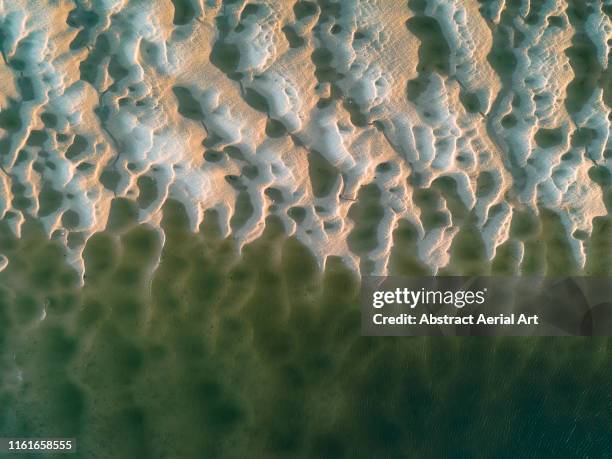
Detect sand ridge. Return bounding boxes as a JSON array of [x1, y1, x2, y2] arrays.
[[0, 0, 609, 278]]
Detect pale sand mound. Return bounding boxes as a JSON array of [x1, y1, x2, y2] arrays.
[[0, 0, 610, 278]]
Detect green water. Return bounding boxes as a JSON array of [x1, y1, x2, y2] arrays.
[[0, 199, 611, 458]]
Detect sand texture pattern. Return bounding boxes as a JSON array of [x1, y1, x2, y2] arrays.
[[0, 0, 609, 276], [1, 1, 612, 457]]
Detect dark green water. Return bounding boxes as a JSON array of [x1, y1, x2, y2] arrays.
[[1, 199, 612, 458]]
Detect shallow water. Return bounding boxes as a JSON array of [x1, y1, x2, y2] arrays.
[[1, 200, 612, 457]]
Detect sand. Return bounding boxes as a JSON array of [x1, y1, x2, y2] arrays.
[[0, 0, 612, 457], [0, 0, 607, 277]]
